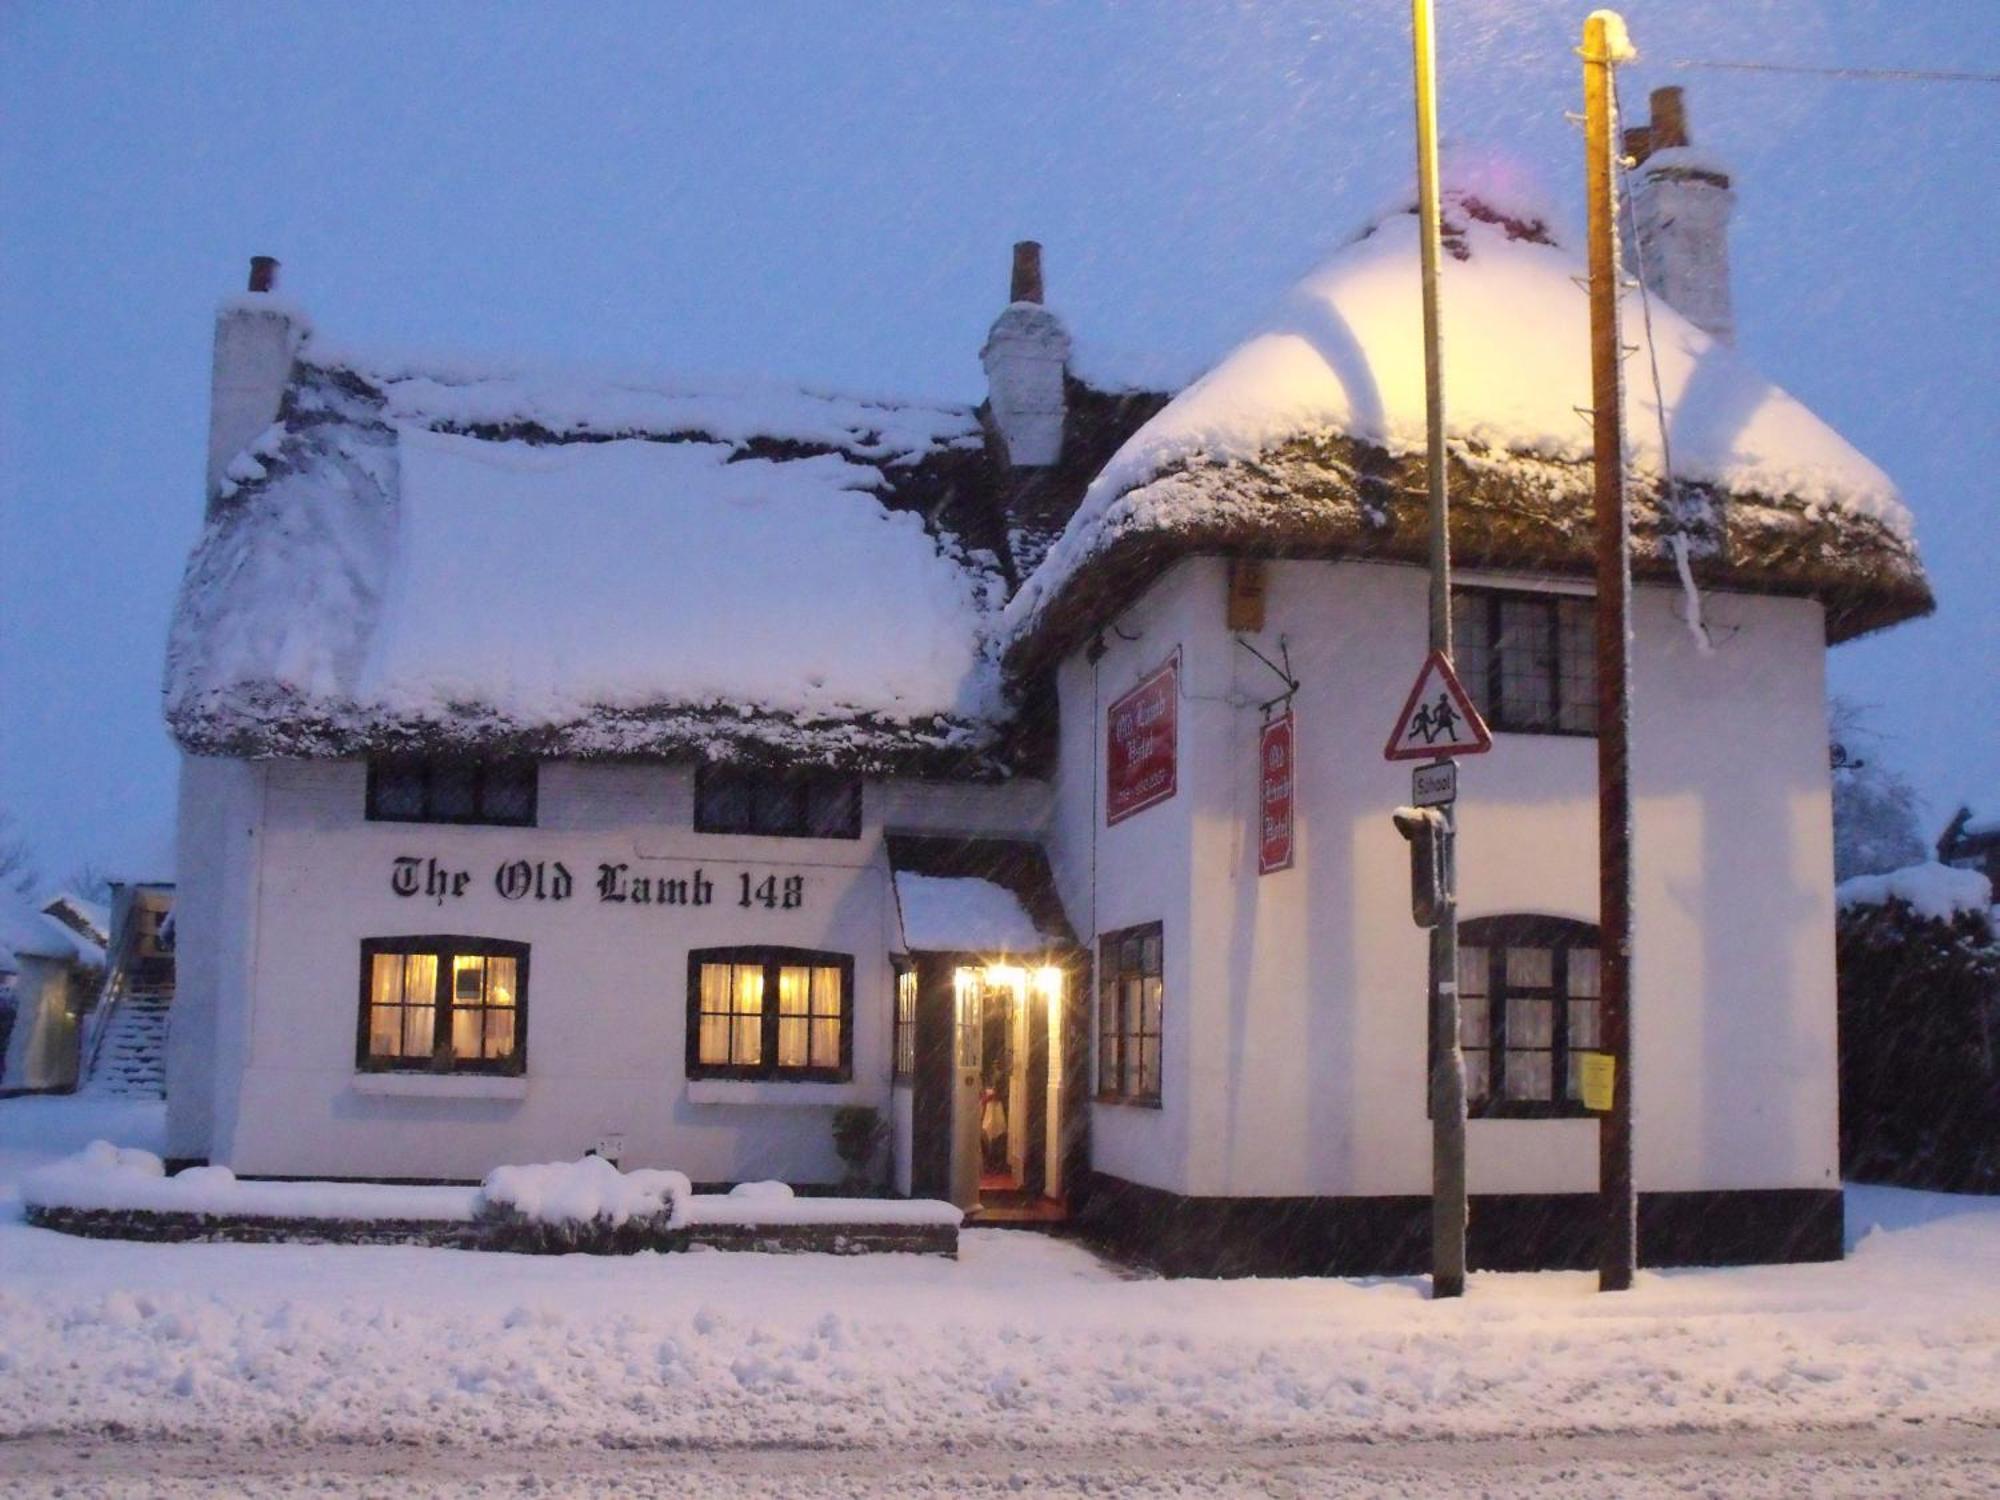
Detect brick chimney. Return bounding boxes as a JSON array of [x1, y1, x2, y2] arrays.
[[206, 256, 308, 510], [980, 240, 1070, 468], [1622, 87, 1736, 345]]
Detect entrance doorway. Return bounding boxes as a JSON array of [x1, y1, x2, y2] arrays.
[[945, 961, 1071, 1219]]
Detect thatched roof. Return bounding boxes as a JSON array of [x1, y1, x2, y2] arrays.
[[166, 352, 1024, 773], [1000, 196, 1931, 675]]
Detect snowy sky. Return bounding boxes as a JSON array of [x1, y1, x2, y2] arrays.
[[1, 1, 1993, 880]]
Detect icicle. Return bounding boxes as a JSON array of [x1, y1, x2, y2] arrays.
[[1669, 531, 1714, 655]]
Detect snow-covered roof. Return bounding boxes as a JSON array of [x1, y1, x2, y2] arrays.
[[1002, 186, 1931, 668], [167, 349, 1020, 772], [894, 873, 1051, 953], [41, 892, 109, 949], [0, 894, 100, 970]]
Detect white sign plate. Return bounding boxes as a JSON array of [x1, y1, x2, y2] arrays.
[[1383, 650, 1493, 761], [1412, 761, 1457, 807]]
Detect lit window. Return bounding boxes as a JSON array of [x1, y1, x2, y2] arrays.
[[694, 766, 860, 839], [1451, 588, 1596, 736], [358, 937, 526, 1075], [893, 961, 917, 1080], [1097, 923, 1163, 1105], [366, 759, 537, 826], [1442, 916, 1600, 1119], [686, 947, 852, 1082]]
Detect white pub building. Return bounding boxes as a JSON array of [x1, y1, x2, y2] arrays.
[[165, 96, 1930, 1274]]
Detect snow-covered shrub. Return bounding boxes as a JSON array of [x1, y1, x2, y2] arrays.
[[1837, 868, 1999, 1193], [726, 1179, 794, 1201], [473, 1156, 690, 1254]]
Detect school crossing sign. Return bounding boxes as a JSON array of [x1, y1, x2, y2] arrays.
[[1383, 650, 1492, 762]]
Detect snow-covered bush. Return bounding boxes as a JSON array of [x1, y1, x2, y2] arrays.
[[20, 1139, 166, 1210], [1837, 866, 1999, 1193], [473, 1156, 690, 1254]]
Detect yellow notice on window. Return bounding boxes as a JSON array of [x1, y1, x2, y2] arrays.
[[1578, 1051, 1616, 1113]]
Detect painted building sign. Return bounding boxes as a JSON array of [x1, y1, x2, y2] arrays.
[[389, 855, 806, 911], [1258, 710, 1296, 875], [1106, 658, 1178, 826]]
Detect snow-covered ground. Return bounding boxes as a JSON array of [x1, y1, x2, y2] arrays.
[[0, 1096, 1994, 1496]]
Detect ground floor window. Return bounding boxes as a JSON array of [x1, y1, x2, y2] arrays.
[[1097, 923, 1163, 1105], [893, 959, 917, 1081], [358, 936, 527, 1075], [1447, 915, 1600, 1118], [687, 946, 854, 1081]]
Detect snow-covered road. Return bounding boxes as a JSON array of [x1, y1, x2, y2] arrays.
[[0, 1097, 1995, 1496]]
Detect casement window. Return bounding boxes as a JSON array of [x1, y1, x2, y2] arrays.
[[1442, 915, 1601, 1119], [1451, 587, 1597, 736], [358, 936, 527, 1075], [694, 766, 861, 839], [1097, 923, 1163, 1105], [366, 759, 538, 827], [892, 960, 917, 1081], [687, 946, 854, 1082]]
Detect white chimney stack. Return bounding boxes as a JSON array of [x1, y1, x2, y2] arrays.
[[980, 240, 1070, 468], [1623, 87, 1736, 345], [206, 255, 307, 510]]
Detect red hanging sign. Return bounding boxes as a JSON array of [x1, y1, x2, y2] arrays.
[[1106, 659, 1178, 826], [1258, 710, 1297, 875]]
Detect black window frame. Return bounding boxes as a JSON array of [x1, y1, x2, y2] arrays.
[[892, 957, 917, 1082], [685, 945, 856, 1083], [1451, 586, 1597, 737], [356, 935, 529, 1077], [1097, 921, 1164, 1107], [693, 765, 861, 840], [1433, 914, 1601, 1120], [365, 758, 539, 827]]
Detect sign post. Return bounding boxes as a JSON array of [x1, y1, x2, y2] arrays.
[[1386, 648, 1489, 1301]]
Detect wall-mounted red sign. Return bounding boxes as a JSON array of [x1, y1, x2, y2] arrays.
[[1258, 711, 1296, 874], [1106, 659, 1178, 826]]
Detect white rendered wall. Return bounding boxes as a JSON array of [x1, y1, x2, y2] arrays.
[[166, 756, 265, 1163], [1049, 561, 1215, 1194], [1060, 557, 1838, 1202], [215, 762, 1050, 1182]]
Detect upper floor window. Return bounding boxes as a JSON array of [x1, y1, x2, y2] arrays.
[[694, 766, 860, 839], [358, 935, 527, 1075], [1451, 587, 1596, 736], [366, 759, 537, 826], [1097, 923, 1163, 1106], [686, 946, 854, 1082], [1442, 915, 1600, 1119]]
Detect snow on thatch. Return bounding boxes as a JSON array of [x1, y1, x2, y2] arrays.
[[1001, 186, 1931, 670], [166, 353, 1016, 772]]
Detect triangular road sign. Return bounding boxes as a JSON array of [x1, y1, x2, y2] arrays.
[[1384, 649, 1493, 761]]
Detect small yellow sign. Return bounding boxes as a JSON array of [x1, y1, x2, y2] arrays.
[[1578, 1051, 1616, 1112]]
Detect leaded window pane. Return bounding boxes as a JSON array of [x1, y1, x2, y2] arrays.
[[1506, 946, 1554, 989], [429, 765, 479, 820], [1557, 598, 1597, 732], [1497, 597, 1556, 728], [1504, 1050, 1553, 1100]]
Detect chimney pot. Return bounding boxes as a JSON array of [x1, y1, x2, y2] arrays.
[[248, 256, 280, 294], [1009, 241, 1044, 305], [1649, 87, 1688, 151]]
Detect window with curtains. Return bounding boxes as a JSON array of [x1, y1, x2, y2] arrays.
[[1442, 915, 1601, 1119], [357, 936, 527, 1075], [686, 946, 854, 1082], [693, 766, 861, 839], [366, 759, 538, 826], [1450, 587, 1597, 736], [1097, 923, 1163, 1105], [892, 960, 917, 1081]]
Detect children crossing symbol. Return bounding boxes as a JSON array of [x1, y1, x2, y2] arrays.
[[1383, 650, 1493, 761]]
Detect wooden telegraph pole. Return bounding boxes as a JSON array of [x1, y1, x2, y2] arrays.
[[1411, 0, 1467, 1300], [1582, 9, 1638, 1293]]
